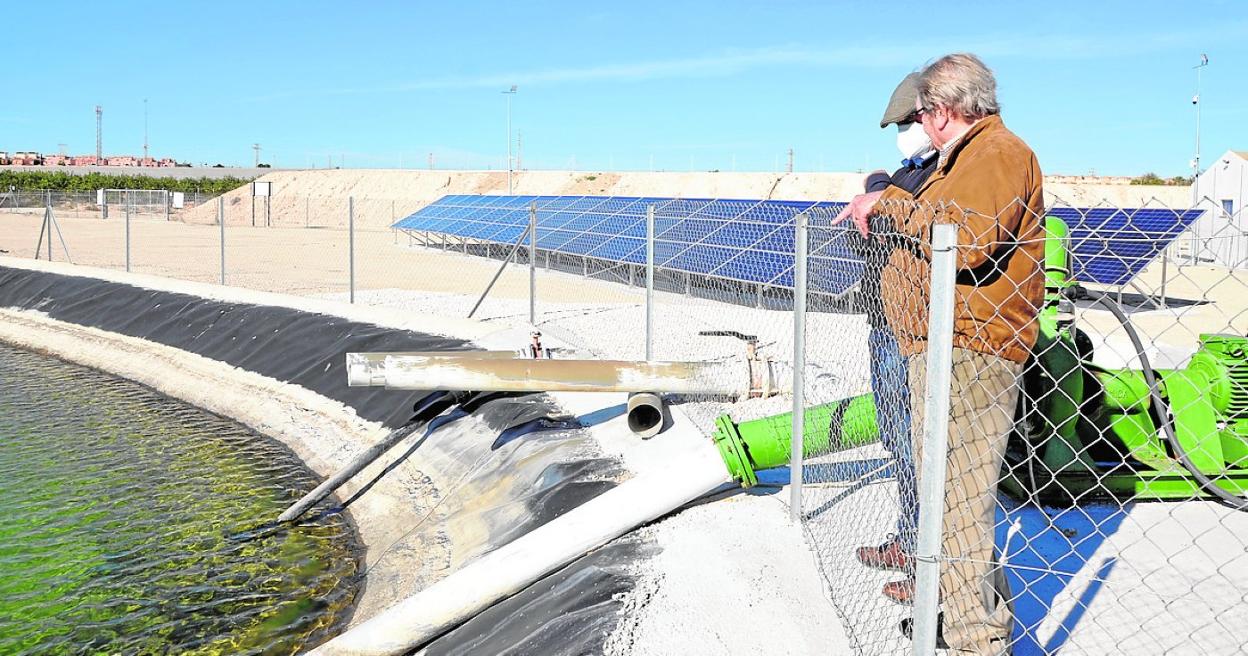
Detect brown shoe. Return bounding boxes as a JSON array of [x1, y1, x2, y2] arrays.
[[882, 578, 915, 605], [899, 614, 949, 649], [856, 537, 911, 571]]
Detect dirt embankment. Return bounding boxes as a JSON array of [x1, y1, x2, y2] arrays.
[[180, 168, 1194, 230]]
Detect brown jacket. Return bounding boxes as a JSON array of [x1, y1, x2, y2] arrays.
[[877, 115, 1044, 364]]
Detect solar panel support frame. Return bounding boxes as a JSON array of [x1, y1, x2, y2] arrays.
[[1159, 255, 1169, 309], [468, 223, 532, 319]]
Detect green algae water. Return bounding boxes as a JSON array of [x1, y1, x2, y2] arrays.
[[0, 344, 362, 655]]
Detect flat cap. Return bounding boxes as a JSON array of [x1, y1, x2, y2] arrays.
[[880, 72, 920, 128]]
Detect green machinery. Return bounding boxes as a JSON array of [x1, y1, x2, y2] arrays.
[[712, 217, 1248, 505]]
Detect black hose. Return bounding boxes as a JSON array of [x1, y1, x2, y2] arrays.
[[1090, 295, 1248, 512]]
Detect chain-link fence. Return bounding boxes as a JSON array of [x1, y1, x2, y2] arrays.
[[797, 194, 1248, 656], [0, 188, 214, 220], [2, 186, 1246, 654]]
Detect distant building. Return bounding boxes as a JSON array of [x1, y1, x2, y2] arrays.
[[10, 151, 42, 165], [1190, 150, 1248, 266], [0, 149, 184, 167], [1044, 174, 1135, 186]]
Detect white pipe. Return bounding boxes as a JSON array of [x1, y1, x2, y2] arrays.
[[346, 353, 790, 399], [309, 441, 732, 656]]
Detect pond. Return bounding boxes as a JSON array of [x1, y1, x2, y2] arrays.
[[0, 344, 361, 655]]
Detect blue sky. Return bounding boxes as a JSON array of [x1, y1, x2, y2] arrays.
[[5, 1, 1246, 177]]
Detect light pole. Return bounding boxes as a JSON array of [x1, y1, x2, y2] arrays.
[[503, 85, 518, 194], [143, 98, 149, 161], [1192, 54, 1209, 187], [1189, 54, 1209, 266]]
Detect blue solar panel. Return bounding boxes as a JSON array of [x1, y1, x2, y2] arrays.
[[394, 194, 859, 294], [1050, 207, 1203, 285], [395, 196, 1204, 293]]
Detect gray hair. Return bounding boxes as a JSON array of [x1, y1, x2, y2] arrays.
[[918, 53, 999, 120]]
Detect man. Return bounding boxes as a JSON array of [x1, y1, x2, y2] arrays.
[[836, 53, 1045, 654], [852, 72, 937, 583]]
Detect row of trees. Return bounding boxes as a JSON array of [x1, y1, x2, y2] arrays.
[[1131, 173, 1192, 186], [0, 170, 253, 195]]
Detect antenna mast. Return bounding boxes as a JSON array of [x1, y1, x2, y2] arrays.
[[95, 105, 103, 165]]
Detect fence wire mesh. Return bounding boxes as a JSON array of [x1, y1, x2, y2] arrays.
[[2, 185, 1247, 654], [797, 194, 1248, 655], [795, 203, 928, 654]]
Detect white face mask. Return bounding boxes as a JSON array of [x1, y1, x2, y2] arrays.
[[896, 121, 932, 160]]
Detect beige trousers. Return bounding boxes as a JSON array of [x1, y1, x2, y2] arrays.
[[909, 348, 1022, 655]]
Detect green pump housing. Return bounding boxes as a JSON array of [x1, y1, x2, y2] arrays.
[[1000, 216, 1248, 501], [712, 215, 1248, 502]]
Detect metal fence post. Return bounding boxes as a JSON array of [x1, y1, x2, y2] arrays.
[[349, 197, 356, 304], [44, 191, 52, 260], [218, 196, 225, 285], [125, 197, 131, 272], [164, 191, 170, 222], [645, 204, 655, 361], [789, 212, 809, 523], [529, 202, 537, 325], [912, 223, 958, 656]]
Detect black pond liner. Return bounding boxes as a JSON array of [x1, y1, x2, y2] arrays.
[[0, 265, 465, 427], [0, 265, 652, 655]]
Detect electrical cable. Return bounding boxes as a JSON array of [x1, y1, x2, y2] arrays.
[[1090, 294, 1248, 512]]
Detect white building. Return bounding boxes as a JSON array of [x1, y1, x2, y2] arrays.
[[1190, 150, 1248, 266]]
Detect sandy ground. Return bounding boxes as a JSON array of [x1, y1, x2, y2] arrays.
[[554, 391, 851, 655], [0, 212, 640, 304]]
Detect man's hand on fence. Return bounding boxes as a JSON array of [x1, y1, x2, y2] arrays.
[[833, 190, 884, 238]]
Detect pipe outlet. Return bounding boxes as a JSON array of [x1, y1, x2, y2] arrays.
[[627, 392, 665, 438]]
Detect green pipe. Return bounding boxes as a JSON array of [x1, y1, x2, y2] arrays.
[[1043, 215, 1073, 295], [1044, 215, 1071, 306], [1027, 314, 1095, 474], [713, 394, 879, 487]]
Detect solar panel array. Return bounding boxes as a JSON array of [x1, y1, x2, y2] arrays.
[[393, 195, 1204, 292], [1051, 207, 1205, 286], [392, 195, 863, 295]]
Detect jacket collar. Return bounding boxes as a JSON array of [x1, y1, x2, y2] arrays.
[[902, 149, 937, 170], [937, 114, 1002, 173], [914, 115, 1005, 197]]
